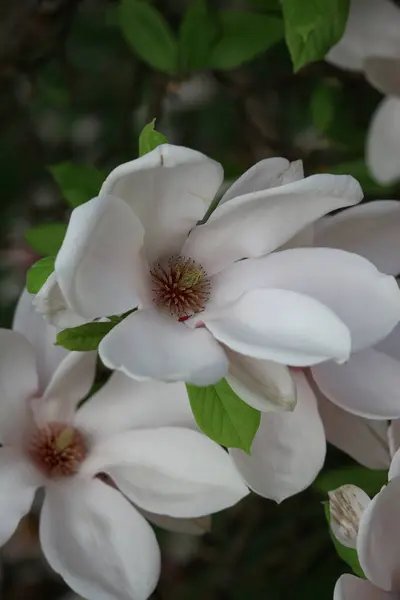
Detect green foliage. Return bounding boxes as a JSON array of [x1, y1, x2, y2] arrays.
[[310, 81, 339, 133], [26, 256, 55, 294], [281, 0, 350, 71], [186, 379, 261, 453], [179, 0, 219, 72], [139, 119, 168, 156], [49, 163, 105, 208], [210, 11, 284, 70], [324, 504, 365, 578], [25, 223, 67, 256], [315, 466, 387, 497], [119, 0, 178, 74], [56, 321, 118, 351]]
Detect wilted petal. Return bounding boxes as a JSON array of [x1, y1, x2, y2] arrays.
[[329, 484, 371, 549], [367, 97, 400, 185], [334, 574, 395, 600]]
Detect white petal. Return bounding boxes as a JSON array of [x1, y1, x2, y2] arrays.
[[327, 0, 400, 71], [183, 173, 362, 275], [141, 510, 211, 536], [34, 272, 87, 328], [317, 391, 391, 469], [76, 372, 195, 440], [0, 449, 41, 546], [365, 57, 400, 97], [56, 194, 146, 319], [219, 158, 303, 204], [81, 427, 249, 518], [357, 476, 400, 592], [312, 348, 400, 420], [315, 201, 400, 276], [210, 248, 400, 352], [202, 288, 350, 366], [329, 484, 371, 549], [388, 446, 400, 480], [99, 309, 228, 385], [367, 97, 400, 185], [229, 371, 326, 502], [13, 288, 68, 392], [334, 574, 395, 600], [100, 144, 223, 263], [377, 323, 400, 361], [226, 352, 296, 412], [40, 479, 160, 600]]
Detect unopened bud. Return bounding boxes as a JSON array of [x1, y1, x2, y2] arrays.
[[328, 485, 370, 549]]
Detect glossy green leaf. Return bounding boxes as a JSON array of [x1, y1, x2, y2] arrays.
[[25, 223, 67, 256], [179, 0, 219, 71], [324, 503, 365, 578], [315, 466, 387, 498], [26, 256, 55, 294], [49, 163, 105, 208], [56, 321, 117, 351], [281, 0, 350, 71], [210, 11, 284, 70], [119, 0, 178, 74], [139, 119, 168, 156], [186, 379, 261, 453]]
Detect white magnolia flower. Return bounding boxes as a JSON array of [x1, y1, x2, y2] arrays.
[[36, 146, 400, 411], [327, 0, 400, 184], [1, 292, 248, 600]]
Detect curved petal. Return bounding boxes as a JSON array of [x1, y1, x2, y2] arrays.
[[365, 57, 400, 97], [357, 476, 400, 592], [312, 348, 400, 420], [100, 144, 223, 263], [229, 371, 326, 502], [314, 201, 400, 276], [99, 309, 229, 385], [0, 449, 41, 546], [388, 447, 400, 480], [183, 173, 362, 275], [226, 352, 297, 412], [56, 194, 146, 319], [326, 0, 400, 71], [141, 510, 211, 536], [76, 372, 195, 440], [13, 288, 68, 392], [33, 272, 87, 329], [40, 478, 160, 600], [367, 97, 400, 186], [202, 288, 351, 366], [334, 574, 395, 600], [210, 248, 400, 352], [219, 158, 303, 204], [81, 427, 249, 518]]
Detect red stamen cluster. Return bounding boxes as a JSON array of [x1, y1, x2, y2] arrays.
[[150, 255, 211, 318]]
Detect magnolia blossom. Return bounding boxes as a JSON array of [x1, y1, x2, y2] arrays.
[[1, 291, 248, 600], [327, 0, 400, 184], [35, 146, 400, 416]]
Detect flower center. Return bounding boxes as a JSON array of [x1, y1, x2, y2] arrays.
[[150, 255, 211, 319], [27, 422, 88, 479]]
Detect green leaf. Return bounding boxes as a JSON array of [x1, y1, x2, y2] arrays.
[[25, 223, 67, 256], [210, 11, 284, 70], [179, 0, 219, 72], [139, 119, 168, 156], [281, 0, 350, 71], [310, 81, 339, 133], [26, 256, 55, 294], [56, 321, 117, 351], [324, 503, 365, 578], [119, 0, 178, 74], [315, 466, 387, 498], [186, 379, 261, 452], [49, 163, 105, 208]]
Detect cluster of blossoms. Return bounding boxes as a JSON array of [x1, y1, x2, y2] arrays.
[[3, 140, 400, 599]]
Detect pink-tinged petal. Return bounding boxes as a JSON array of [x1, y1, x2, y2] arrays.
[[226, 352, 296, 412], [210, 248, 400, 352], [100, 144, 223, 263], [334, 574, 395, 600], [229, 371, 326, 502], [76, 372, 195, 440], [13, 288, 68, 392], [312, 348, 400, 420], [202, 288, 350, 366], [81, 428, 249, 518], [140, 510, 211, 536], [316, 391, 390, 469], [357, 476, 400, 592], [55, 194, 146, 319], [327, 0, 400, 71], [99, 309, 228, 385], [0, 449, 41, 546], [183, 173, 362, 275], [34, 273, 87, 329], [219, 158, 303, 204], [367, 97, 400, 185], [40, 479, 160, 600]]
